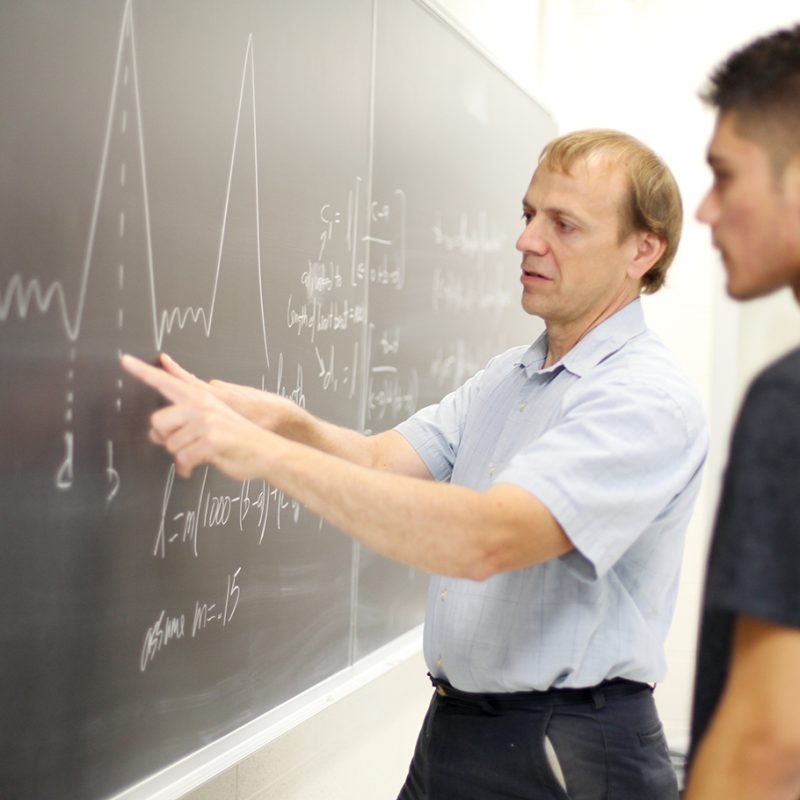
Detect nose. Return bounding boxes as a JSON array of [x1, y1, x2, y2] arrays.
[[696, 186, 719, 226], [516, 217, 548, 256]]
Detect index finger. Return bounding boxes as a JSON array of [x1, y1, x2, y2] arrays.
[[160, 353, 206, 387], [121, 353, 197, 405]]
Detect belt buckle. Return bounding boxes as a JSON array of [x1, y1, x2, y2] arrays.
[[436, 684, 447, 697]]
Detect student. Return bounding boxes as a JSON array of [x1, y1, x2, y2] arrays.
[[122, 128, 707, 799], [685, 26, 800, 800]]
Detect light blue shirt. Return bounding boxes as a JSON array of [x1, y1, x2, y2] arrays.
[[395, 300, 708, 692]]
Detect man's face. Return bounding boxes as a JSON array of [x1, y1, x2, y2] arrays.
[[697, 111, 800, 301], [515, 159, 640, 327]]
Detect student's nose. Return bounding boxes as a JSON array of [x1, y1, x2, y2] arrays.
[[696, 187, 719, 227]]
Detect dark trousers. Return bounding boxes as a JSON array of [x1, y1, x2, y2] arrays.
[[397, 677, 677, 800]]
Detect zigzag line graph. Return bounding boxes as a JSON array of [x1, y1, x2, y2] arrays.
[[0, 0, 270, 367]]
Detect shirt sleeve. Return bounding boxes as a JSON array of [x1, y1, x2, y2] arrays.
[[393, 366, 487, 482], [703, 366, 800, 629], [495, 375, 707, 580]]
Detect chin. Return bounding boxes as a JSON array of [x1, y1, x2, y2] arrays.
[[520, 296, 544, 318], [726, 278, 778, 302]]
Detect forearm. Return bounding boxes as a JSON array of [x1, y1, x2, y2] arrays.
[[272, 403, 373, 465], [208, 381, 405, 472], [685, 616, 800, 800], [685, 724, 800, 800], [255, 429, 568, 579], [121, 352, 568, 576]]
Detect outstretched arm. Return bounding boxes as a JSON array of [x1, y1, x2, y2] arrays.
[[157, 352, 430, 478], [121, 353, 572, 579], [685, 614, 800, 800]]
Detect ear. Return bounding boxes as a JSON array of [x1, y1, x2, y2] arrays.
[[781, 154, 800, 211], [627, 232, 666, 281], [780, 156, 800, 267]]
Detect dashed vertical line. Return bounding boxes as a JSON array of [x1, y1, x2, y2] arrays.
[[114, 54, 130, 423], [65, 360, 74, 423], [56, 347, 77, 489]]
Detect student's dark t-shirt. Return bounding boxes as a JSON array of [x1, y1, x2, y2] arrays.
[[689, 346, 800, 763]]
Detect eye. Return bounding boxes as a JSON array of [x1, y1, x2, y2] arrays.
[[713, 172, 731, 189], [555, 218, 575, 233], [521, 210, 534, 225], [710, 166, 733, 190]]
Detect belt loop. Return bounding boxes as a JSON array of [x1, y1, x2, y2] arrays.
[[591, 686, 606, 710]]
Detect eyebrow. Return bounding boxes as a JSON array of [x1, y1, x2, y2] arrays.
[[522, 198, 583, 223]]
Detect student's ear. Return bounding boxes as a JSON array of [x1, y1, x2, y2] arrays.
[[781, 154, 800, 212], [627, 232, 666, 281]]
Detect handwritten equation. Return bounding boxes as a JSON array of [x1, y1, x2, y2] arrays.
[[0, 0, 522, 679]]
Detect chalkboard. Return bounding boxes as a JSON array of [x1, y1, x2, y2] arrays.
[[0, 1, 555, 798]]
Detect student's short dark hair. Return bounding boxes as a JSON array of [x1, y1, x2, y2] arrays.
[[701, 25, 800, 172]]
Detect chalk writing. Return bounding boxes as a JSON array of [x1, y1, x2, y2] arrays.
[[313, 341, 359, 397], [106, 440, 120, 509], [192, 566, 242, 636], [429, 338, 485, 391], [154, 458, 306, 559], [301, 260, 343, 298], [274, 352, 307, 409], [140, 609, 185, 671], [431, 265, 515, 313], [361, 189, 407, 290], [140, 568, 243, 671], [55, 431, 74, 491], [432, 211, 505, 257], [286, 295, 366, 342], [368, 366, 419, 422], [0, 9, 270, 368]]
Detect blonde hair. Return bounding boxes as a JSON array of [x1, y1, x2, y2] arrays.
[[538, 129, 683, 294]]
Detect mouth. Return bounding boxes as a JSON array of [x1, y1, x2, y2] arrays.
[[711, 240, 729, 265], [521, 265, 552, 282]]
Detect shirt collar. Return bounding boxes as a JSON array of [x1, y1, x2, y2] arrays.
[[518, 299, 648, 379]]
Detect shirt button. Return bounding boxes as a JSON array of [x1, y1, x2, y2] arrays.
[[519, 401, 527, 412], [488, 463, 496, 477], [436, 656, 444, 669], [439, 590, 447, 602]]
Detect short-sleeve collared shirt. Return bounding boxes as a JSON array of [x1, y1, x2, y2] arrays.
[[394, 300, 708, 692]]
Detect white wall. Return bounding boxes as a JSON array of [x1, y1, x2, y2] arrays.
[[524, 0, 800, 750], [182, 3, 800, 797]]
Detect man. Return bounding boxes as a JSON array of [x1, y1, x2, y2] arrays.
[[684, 26, 800, 800], [123, 129, 707, 799]]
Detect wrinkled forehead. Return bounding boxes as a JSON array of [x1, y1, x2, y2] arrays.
[[523, 160, 630, 234], [527, 157, 629, 204]]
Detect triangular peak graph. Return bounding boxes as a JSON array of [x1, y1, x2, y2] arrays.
[[0, 0, 270, 366]]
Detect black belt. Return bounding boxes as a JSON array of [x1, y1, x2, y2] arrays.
[[428, 673, 652, 713]]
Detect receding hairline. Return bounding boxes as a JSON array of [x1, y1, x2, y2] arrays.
[[523, 157, 632, 227]]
